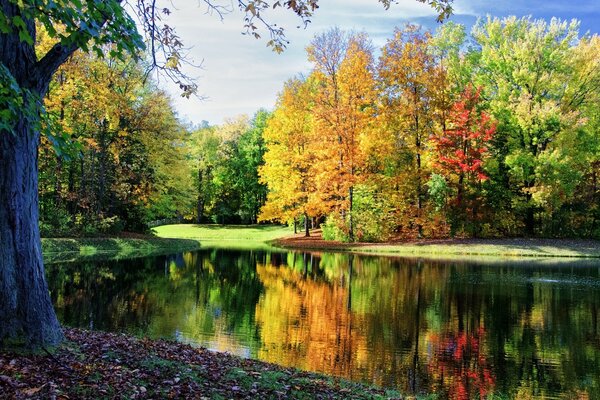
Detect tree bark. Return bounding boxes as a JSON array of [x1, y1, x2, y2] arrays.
[[304, 212, 310, 237], [0, 1, 82, 348], [0, 116, 63, 347], [348, 186, 354, 241], [197, 168, 203, 224]]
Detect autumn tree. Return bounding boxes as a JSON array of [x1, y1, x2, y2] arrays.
[[430, 85, 496, 234], [378, 25, 446, 237], [259, 77, 318, 235], [308, 30, 377, 241], [39, 45, 194, 234]]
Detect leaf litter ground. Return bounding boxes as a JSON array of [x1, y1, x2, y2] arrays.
[[0, 328, 401, 399]]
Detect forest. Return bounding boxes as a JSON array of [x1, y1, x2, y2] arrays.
[[39, 16, 600, 241]]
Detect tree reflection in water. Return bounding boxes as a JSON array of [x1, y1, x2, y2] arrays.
[[47, 249, 600, 398]]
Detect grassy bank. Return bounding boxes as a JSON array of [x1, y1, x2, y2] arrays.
[[42, 237, 200, 264], [153, 224, 291, 249], [0, 328, 401, 400], [150, 224, 600, 259], [275, 235, 600, 258]]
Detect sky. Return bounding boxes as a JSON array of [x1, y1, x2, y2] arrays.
[[159, 0, 600, 127]]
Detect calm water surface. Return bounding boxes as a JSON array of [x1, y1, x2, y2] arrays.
[[46, 248, 600, 399]]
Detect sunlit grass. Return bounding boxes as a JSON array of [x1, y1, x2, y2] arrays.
[[153, 224, 292, 244], [346, 242, 600, 258]]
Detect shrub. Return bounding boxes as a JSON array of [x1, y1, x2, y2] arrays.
[[39, 205, 73, 237], [322, 214, 349, 242]]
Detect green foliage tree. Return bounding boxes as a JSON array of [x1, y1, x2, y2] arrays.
[[471, 16, 594, 235], [192, 112, 269, 224]]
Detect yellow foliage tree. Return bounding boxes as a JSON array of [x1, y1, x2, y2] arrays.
[[378, 25, 447, 237], [259, 77, 320, 235], [308, 30, 377, 240]]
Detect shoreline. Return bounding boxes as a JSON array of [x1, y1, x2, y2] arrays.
[[41, 236, 201, 264], [0, 328, 399, 399], [41, 226, 600, 261], [273, 233, 600, 259]]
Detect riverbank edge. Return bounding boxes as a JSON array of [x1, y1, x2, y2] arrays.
[[0, 328, 403, 400], [41, 237, 201, 264], [272, 235, 600, 259]]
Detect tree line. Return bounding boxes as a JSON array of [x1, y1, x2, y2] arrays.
[[38, 36, 270, 234], [38, 16, 600, 242], [259, 17, 600, 241]]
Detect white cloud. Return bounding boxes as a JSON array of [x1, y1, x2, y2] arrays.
[[159, 0, 441, 125], [158, 0, 600, 126]]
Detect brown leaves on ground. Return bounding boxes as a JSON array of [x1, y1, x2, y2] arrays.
[[0, 328, 399, 399]]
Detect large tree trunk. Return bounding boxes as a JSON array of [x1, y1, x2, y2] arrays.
[[0, 2, 77, 348], [0, 116, 63, 347]]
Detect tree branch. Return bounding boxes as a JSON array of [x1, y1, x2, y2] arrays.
[[31, 1, 123, 94]]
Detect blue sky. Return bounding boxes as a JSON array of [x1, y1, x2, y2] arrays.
[[163, 0, 600, 126]]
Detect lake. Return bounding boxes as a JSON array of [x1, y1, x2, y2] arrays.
[[46, 247, 600, 399]]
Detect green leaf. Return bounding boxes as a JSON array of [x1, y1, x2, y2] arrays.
[[12, 15, 34, 45]]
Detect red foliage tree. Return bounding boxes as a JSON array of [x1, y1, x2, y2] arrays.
[[433, 85, 495, 184], [431, 85, 496, 233]]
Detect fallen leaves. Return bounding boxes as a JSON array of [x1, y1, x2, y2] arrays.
[[0, 328, 400, 399]]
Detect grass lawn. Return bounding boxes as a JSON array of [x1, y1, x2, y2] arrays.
[[276, 234, 600, 259], [41, 237, 200, 264], [351, 241, 600, 258], [153, 224, 291, 249]]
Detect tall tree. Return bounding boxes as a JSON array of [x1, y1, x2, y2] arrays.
[[431, 85, 496, 233], [378, 25, 445, 236], [0, 0, 143, 348], [308, 30, 376, 240], [235, 110, 270, 223], [191, 123, 221, 223], [472, 16, 592, 235], [259, 76, 318, 234]]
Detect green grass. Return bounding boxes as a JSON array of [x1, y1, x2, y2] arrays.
[[41, 237, 200, 264], [347, 242, 600, 258], [276, 240, 600, 259], [154, 224, 600, 259], [153, 224, 291, 249]]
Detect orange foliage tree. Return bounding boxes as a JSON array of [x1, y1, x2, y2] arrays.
[[308, 29, 377, 240], [259, 77, 321, 234], [378, 25, 447, 237]]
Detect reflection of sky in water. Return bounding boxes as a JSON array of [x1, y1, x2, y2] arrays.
[[47, 249, 600, 399]]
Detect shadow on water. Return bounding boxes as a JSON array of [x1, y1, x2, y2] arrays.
[[46, 247, 600, 399]]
